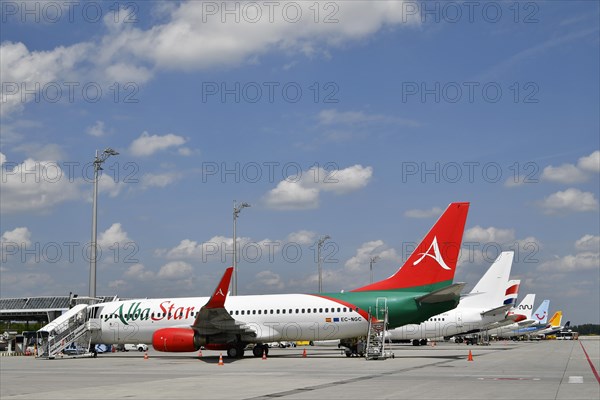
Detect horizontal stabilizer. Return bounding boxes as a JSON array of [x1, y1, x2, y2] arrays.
[[481, 304, 512, 317], [416, 283, 465, 304], [518, 320, 537, 327]]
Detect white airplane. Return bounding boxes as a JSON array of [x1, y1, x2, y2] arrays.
[[88, 202, 470, 358], [386, 251, 514, 345], [537, 316, 569, 337], [488, 298, 550, 338]]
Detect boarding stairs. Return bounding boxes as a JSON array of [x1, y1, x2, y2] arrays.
[[36, 304, 92, 359], [365, 298, 394, 360]]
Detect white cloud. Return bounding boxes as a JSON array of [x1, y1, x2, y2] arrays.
[[2, 2, 421, 117], [98, 223, 132, 248], [157, 261, 193, 279], [104, 2, 418, 71], [124, 263, 155, 281], [129, 132, 187, 156], [319, 165, 373, 194], [538, 252, 599, 272], [108, 280, 127, 290], [0, 158, 82, 214], [540, 150, 600, 183], [575, 234, 600, 252], [578, 150, 600, 173], [1, 227, 32, 246], [104, 62, 152, 84], [254, 270, 284, 290], [541, 163, 588, 184], [264, 180, 320, 210], [13, 143, 65, 162], [287, 230, 316, 245], [463, 226, 516, 244], [141, 172, 182, 189], [459, 226, 541, 268], [264, 164, 372, 209], [97, 173, 125, 198], [0, 152, 6, 165], [539, 188, 599, 214], [344, 240, 400, 272], [86, 121, 109, 137], [0, 41, 90, 116], [404, 207, 443, 219]]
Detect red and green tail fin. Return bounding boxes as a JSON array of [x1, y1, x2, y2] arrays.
[[352, 202, 469, 292]]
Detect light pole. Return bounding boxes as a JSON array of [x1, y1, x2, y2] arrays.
[[89, 148, 119, 299], [317, 235, 330, 293], [369, 256, 380, 284], [232, 200, 250, 296]]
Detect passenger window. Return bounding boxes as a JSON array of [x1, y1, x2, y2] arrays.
[[276, 310, 280, 314], [296, 309, 299, 313], [307, 309, 311, 313], [302, 309, 305, 313], [252, 310, 256, 315], [319, 308, 323, 313], [270, 310, 274, 314], [282, 309, 286, 314], [258, 310, 262, 314], [241, 310, 245, 315]]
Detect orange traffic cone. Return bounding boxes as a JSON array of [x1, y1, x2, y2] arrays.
[[262, 350, 267, 360], [198, 349, 202, 358], [467, 350, 473, 361], [302, 348, 307, 358], [218, 353, 224, 366], [144, 352, 148, 360]]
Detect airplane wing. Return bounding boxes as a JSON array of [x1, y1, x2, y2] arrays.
[[416, 283, 465, 304], [481, 304, 513, 317], [191, 267, 257, 339]]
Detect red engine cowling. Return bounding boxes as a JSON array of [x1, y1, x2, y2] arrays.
[[152, 328, 201, 352]]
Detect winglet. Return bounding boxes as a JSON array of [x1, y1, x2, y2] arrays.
[[204, 267, 233, 309]]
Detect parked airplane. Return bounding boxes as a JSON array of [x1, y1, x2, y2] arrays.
[[88, 202, 469, 358], [386, 251, 514, 345], [489, 299, 550, 338], [516, 310, 563, 337], [485, 293, 537, 334]]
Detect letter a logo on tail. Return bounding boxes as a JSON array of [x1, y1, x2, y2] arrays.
[[412, 236, 451, 270]]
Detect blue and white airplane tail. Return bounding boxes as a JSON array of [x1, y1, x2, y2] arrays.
[[531, 299, 550, 325]]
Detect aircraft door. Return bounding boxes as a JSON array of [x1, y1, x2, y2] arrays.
[[456, 312, 463, 327], [376, 297, 387, 321]]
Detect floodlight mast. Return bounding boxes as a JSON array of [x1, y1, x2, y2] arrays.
[[89, 148, 119, 299], [232, 200, 250, 296]]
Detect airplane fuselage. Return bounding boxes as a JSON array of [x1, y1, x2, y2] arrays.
[[89, 290, 458, 345]]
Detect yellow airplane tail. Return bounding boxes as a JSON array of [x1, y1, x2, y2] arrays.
[[547, 311, 562, 327]]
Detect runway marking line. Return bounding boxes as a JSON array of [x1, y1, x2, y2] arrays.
[[579, 341, 600, 385]]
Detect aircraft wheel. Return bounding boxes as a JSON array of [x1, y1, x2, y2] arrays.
[[412, 340, 420, 346], [228, 346, 245, 358], [253, 345, 263, 357], [227, 347, 238, 358], [419, 339, 427, 346]]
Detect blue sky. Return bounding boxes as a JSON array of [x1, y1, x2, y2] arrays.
[[1, 1, 598, 324]]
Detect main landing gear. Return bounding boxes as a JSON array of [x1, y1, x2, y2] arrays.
[[227, 344, 246, 358], [252, 343, 269, 357]]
